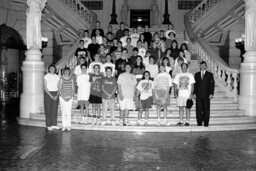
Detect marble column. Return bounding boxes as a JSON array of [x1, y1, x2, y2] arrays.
[[20, 0, 47, 119], [238, 0, 256, 116]]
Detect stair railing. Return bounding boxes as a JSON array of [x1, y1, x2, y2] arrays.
[[55, 38, 80, 74], [190, 0, 221, 23], [184, 12, 239, 102], [62, 0, 97, 29]]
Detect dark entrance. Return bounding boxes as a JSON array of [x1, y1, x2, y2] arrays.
[[130, 10, 150, 28]]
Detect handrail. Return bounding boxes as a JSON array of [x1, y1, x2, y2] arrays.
[[190, 0, 221, 23], [184, 12, 239, 102], [62, 0, 97, 30], [55, 38, 80, 72]]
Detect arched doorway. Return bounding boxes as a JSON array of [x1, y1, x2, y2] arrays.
[[0, 23, 26, 104]]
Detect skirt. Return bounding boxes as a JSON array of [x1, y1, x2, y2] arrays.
[[154, 89, 170, 106]]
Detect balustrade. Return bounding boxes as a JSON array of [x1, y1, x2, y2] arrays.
[[62, 0, 95, 24], [189, 40, 239, 100], [189, 0, 221, 23]]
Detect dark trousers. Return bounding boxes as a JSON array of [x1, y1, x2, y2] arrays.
[[196, 98, 210, 126], [44, 91, 59, 127]]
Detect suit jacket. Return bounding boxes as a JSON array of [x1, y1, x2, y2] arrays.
[[194, 70, 215, 99]]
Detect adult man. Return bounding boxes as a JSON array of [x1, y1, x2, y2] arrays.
[[193, 61, 215, 127], [173, 63, 195, 126], [117, 63, 137, 126]]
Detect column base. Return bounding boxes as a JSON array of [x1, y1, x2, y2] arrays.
[[20, 60, 45, 119], [238, 95, 256, 116], [238, 58, 256, 116]]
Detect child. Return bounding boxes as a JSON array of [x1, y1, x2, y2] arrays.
[[75, 40, 91, 65], [117, 63, 137, 126], [102, 53, 115, 77], [136, 71, 154, 126], [58, 67, 75, 131], [101, 67, 118, 126], [76, 64, 90, 124], [153, 64, 172, 126], [173, 63, 195, 126], [145, 55, 158, 79], [89, 64, 103, 125], [88, 53, 104, 74]]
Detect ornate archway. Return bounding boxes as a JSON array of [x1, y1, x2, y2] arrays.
[[0, 23, 26, 103]]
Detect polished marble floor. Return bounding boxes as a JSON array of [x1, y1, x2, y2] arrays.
[[1, 103, 256, 171]]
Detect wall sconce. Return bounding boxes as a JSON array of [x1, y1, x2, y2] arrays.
[[235, 34, 245, 62], [41, 37, 48, 51]]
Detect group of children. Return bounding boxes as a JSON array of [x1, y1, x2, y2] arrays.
[[45, 22, 197, 130]]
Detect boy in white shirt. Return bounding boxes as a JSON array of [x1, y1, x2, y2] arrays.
[[173, 63, 195, 126], [76, 64, 91, 123]]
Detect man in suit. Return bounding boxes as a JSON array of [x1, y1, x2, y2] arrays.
[[194, 61, 215, 127]]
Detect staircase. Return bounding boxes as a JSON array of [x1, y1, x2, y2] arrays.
[[18, 59, 256, 132], [43, 0, 97, 44], [18, 0, 256, 132]]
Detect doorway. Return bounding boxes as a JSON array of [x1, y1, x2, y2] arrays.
[[130, 9, 150, 28]]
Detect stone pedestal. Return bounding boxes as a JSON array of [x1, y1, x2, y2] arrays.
[[238, 51, 256, 116], [20, 48, 45, 118]]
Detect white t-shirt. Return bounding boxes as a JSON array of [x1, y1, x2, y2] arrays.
[[82, 37, 92, 48], [165, 66, 172, 74], [145, 64, 158, 78], [130, 33, 139, 47], [136, 79, 154, 100], [117, 73, 137, 98], [88, 62, 104, 74], [102, 62, 115, 76], [120, 36, 128, 47], [143, 56, 149, 66], [138, 47, 146, 58], [77, 74, 91, 101], [74, 65, 82, 76], [173, 72, 195, 98], [96, 36, 103, 44], [44, 73, 60, 91]]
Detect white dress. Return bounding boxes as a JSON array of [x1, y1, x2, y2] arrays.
[[77, 74, 90, 101]]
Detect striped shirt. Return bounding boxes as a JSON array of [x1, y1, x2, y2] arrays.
[[59, 78, 73, 99], [154, 72, 173, 90]]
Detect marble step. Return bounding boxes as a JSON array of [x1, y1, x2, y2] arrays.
[[66, 109, 245, 117], [30, 113, 252, 125], [18, 117, 256, 132], [52, 103, 239, 115], [34, 109, 245, 119]]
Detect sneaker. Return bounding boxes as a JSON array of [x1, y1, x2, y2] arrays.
[[92, 118, 96, 125], [176, 122, 183, 126], [51, 126, 60, 130], [144, 121, 148, 126], [97, 119, 101, 125], [119, 120, 123, 126], [61, 127, 66, 131], [66, 127, 71, 131], [111, 120, 116, 126], [76, 105, 80, 109], [164, 121, 170, 126], [47, 126, 53, 131], [185, 122, 190, 126], [157, 119, 161, 126], [125, 121, 131, 126], [136, 120, 141, 126], [101, 121, 106, 126]]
